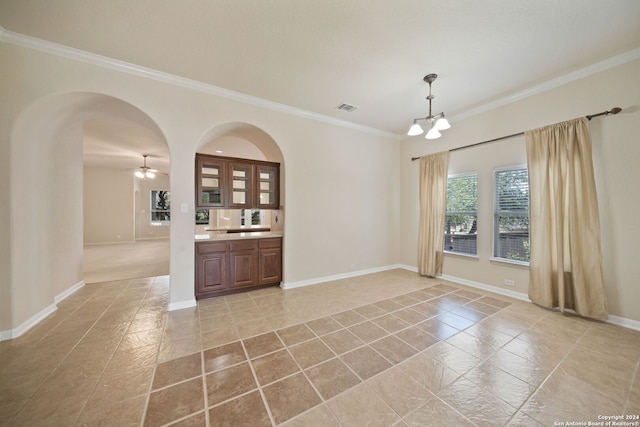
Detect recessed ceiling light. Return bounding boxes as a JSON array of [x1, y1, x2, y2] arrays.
[[215, 150, 223, 153]]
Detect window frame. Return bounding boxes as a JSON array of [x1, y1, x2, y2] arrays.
[[492, 165, 529, 265], [150, 189, 170, 227], [444, 172, 478, 257]]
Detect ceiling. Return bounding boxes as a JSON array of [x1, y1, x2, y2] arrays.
[[2, 0, 640, 171]]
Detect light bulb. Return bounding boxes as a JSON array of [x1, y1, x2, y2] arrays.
[[134, 171, 145, 178], [434, 116, 450, 130], [407, 123, 424, 136], [146, 171, 155, 179], [425, 128, 441, 139]]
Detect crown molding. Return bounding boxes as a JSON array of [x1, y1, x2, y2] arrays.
[[450, 47, 640, 123], [0, 26, 398, 139]]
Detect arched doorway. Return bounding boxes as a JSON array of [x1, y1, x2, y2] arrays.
[[9, 92, 169, 326]]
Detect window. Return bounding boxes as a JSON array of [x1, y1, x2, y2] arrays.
[[494, 167, 529, 263], [150, 190, 170, 226], [445, 173, 478, 255]]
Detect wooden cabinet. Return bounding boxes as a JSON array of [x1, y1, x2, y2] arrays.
[[195, 242, 228, 295], [195, 237, 282, 299], [196, 154, 279, 210], [259, 238, 282, 284], [229, 240, 259, 288], [196, 156, 226, 207]]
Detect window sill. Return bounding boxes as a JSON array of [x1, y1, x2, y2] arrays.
[[444, 251, 479, 261], [490, 257, 529, 269]]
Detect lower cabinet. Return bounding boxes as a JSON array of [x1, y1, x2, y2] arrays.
[[195, 237, 282, 299]]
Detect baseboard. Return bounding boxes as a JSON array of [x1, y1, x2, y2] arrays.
[[0, 280, 86, 341], [281, 264, 403, 290], [168, 299, 197, 311], [434, 271, 640, 331], [54, 280, 85, 304], [437, 273, 530, 302]]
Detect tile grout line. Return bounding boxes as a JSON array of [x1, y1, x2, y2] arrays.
[[239, 339, 277, 426]]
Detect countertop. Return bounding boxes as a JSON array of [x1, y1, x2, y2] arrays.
[[195, 231, 283, 242]]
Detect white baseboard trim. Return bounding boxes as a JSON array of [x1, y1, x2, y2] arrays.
[[168, 299, 197, 311], [281, 264, 403, 290], [435, 272, 640, 331], [54, 280, 85, 304], [1, 280, 86, 341], [438, 273, 530, 302], [606, 315, 640, 331]]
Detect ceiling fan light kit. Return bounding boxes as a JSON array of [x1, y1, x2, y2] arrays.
[[407, 73, 450, 139], [135, 154, 166, 179]]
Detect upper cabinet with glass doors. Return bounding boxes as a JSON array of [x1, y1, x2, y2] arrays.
[[196, 154, 279, 210]]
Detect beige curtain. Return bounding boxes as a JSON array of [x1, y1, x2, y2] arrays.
[[525, 118, 608, 320], [418, 151, 449, 277]]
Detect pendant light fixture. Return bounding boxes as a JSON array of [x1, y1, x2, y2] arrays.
[[407, 73, 450, 139]]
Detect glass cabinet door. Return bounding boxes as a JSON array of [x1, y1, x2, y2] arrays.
[[197, 157, 225, 207], [228, 163, 253, 208], [256, 165, 279, 209]]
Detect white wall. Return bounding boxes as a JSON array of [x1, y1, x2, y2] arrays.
[[1, 39, 400, 333], [400, 59, 640, 322]]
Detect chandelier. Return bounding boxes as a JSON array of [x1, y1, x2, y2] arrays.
[[407, 73, 450, 139]]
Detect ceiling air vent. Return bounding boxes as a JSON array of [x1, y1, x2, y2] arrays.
[[336, 102, 359, 112]]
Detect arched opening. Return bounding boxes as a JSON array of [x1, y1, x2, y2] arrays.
[[9, 92, 169, 328], [196, 121, 286, 277]]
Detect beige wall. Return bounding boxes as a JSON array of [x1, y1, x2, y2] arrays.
[[0, 40, 400, 334], [83, 167, 135, 244], [400, 59, 640, 322]]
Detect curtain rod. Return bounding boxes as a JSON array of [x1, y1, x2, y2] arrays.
[[410, 107, 621, 161]]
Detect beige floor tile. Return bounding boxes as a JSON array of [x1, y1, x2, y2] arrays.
[[403, 397, 474, 426], [321, 329, 365, 355], [3, 269, 636, 426], [396, 352, 459, 394], [243, 331, 284, 358], [305, 357, 361, 400], [251, 349, 300, 386], [262, 373, 322, 424], [76, 395, 146, 427], [328, 382, 401, 426], [203, 341, 246, 373], [341, 346, 392, 380], [208, 390, 271, 427], [331, 309, 367, 327], [288, 338, 335, 369], [438, 377, 517, 426], [152, 352, 201, 390], [276, 323, 316, 346], [367, 367, 433, 417], [205, 362, 257, 406], [370, 335, 418, 364], [348, 320, 389, 343], [281, 403, 341, 427]]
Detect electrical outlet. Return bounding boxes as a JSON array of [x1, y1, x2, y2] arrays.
[[504, 279, 516, 287], [350, 264, 356, 269]]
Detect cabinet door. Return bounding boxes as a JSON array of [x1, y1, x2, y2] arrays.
[[258, 238, 282, 284], [228, 162, 253, 208], [196, 157, 225, 207], [196, 252, 228, 295], [229, 240, 258, 288], [255, 164, 279, 209]]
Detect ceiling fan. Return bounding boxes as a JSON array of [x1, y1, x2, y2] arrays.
[[134, 154, 167, 179]]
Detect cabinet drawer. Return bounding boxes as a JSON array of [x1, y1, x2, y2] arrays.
[[196, 241, 227, 254], [229, 239, 258, 252], [259, 238, 282, 249]]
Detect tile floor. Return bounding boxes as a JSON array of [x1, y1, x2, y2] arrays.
[[1, 269, 639, 426]]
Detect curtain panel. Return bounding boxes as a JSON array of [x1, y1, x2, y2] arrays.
[[525, 117, 608, 320], [418, 151, 449, 277]]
